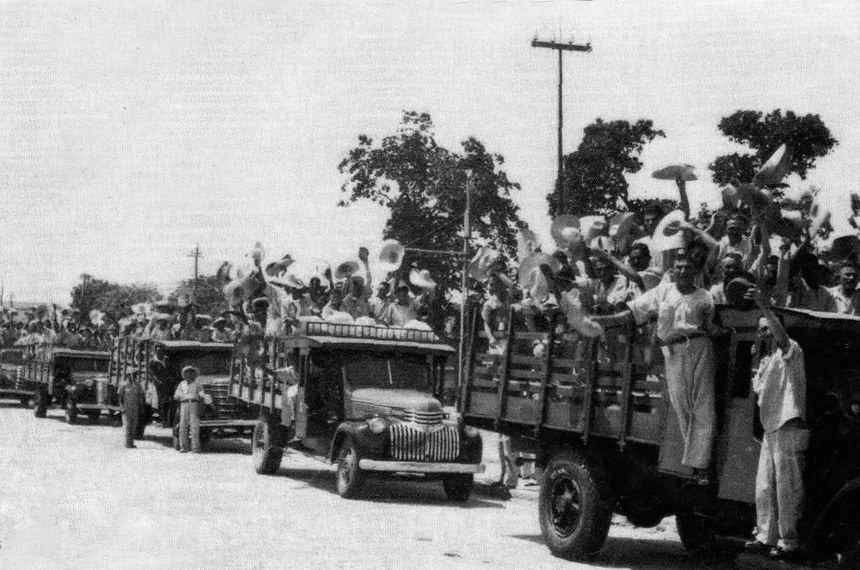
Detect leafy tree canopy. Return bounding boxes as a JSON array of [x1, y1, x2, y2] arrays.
[[709, 109, 837, 186], [339, 111, 526, 293], [70, 274, 161, 321], [550, 118, 665, 217], [168, 275, 227, 317]]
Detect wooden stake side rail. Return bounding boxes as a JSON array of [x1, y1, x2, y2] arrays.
[[462, 314, 664, 447]]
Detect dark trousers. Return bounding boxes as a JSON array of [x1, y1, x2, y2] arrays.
[[124, 406, 139, 446]]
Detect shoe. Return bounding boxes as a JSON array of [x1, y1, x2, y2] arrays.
[[125, 443, 136, 449], [743, 540, 770, 554], [768, 546, 805, 562]]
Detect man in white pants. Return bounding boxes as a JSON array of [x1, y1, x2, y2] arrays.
[[745, 288, 808, 562], [174, 365, 206, 453]]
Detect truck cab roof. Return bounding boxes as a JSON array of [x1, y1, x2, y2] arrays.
[[283, 321, 455, 356]]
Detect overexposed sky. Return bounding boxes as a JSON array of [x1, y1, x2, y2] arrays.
[[1, 0, 859, 302]]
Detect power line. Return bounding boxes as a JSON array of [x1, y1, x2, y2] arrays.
[[531, 35, 592, 215]]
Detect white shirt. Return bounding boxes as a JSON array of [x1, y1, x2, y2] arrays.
[[627, 282, 714, 342], [717, 235, 752, 266], [174, 379, 205, 403], [752, 339, 806, 433], [827, 285, 860, 316]]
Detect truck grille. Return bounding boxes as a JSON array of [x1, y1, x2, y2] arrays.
[[390, 424, 459, 462], [403, 409, 443, 426]]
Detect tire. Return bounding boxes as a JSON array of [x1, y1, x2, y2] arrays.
[[443, 474, 473, 502], [87, 411, 101, 424], [676, 511, 718, 554], [335, 437, 365, 499], [252, 421, 284, 475], [19, 396, 31, 408], [538, 449, 614, 560], [34, 390, 48, 418], [65, 402, 78, 424]]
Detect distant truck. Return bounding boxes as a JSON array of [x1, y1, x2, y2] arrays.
[[1, 344, 114, 422], [0, 348, 32, 406], [460, 306, 860, 567], [109, 338, 257, 447], [229, 320, 485, 501]]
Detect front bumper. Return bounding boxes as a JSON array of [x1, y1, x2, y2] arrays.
[[358, 459, 485, 474]]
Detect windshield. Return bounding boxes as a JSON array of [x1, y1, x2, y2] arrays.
[[344, 354, 431, 392]]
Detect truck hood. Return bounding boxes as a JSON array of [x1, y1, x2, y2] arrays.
[[351, 388, 442, 417]]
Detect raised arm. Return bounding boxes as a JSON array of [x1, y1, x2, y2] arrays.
[[751, 286, 789, 350], [589, 247, 645, 291]]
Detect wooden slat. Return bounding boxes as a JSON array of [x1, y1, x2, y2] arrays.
[[512, 331, 549, 341], [508, 368, 544, 380], [550, 372, 579, 385], [474, 352, 501, 363], [495, 307, 515, 424], [552, 358, 577, 368], [471, 377, 497, 389], [510, 354, 544, 367]]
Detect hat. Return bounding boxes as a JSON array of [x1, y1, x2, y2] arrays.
[[153, 313, 172, 323], [409, 268, 437, 291], [652, 164, 698, 181], [468, 247, 501, 281], [378, 240, 405, 274], [579, 216, 607, 244], [194, 314, 213, 325], [251, 297, 270, 311], [181, 365, 200, 377], [754, 144, 791, 187], [212, 317, 229, 328], [518, 252, 561, 289], [550, 215, 581, 249], [608, 212, 638, 254], [334, 260, 360, 280], [651, 210, 688, 252]]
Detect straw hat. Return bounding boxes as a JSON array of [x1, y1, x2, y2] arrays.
[[550, 215, 581, 249], [409, 268, 437, 291], [652, 164, 698, 181], [579, 216, 607, 244], [754, 144, 791, 187], [334, 260, 360, 280], [468, 247, 501, 281], [651, 210, 688, 252], [518, 252, 561, 289], [378, 240, 405, 275]]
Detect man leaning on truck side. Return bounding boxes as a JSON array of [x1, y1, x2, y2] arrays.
[[745, 287, 808, 562]]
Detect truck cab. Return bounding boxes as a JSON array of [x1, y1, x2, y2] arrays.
[[460, 306, 860, 565], [230, 320, 485, 501]]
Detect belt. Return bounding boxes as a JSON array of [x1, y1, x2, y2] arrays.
[[658, 332, 706, 347]]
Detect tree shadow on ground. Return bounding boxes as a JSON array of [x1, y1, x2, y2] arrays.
[[508, 534, 737, 569], [270, 465, 506, 509]]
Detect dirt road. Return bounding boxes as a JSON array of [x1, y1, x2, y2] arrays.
[[0, 400, 732, 570]]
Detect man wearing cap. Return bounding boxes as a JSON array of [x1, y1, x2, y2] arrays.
[[827, 260, 860, 315], [624, 254, 717, 482], [745, 288, 808, 562], [174, 365, 206, 453], [120, 370, 145, 449]]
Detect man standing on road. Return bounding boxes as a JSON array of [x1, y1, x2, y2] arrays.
[[625, 253, 717, 483], [174, 365, 206, 453], [745, 288, 808, 562], [121, 370, 145, 449]]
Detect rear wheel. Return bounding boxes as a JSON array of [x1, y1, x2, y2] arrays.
[[538, 449, 614, 560], [252, 421, 284, 475], [336, 437, 365, 499], [676, 510, 718, 554], [443, 474, 473, 502]]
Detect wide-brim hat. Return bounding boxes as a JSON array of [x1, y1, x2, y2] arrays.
[[550, 215, 580, 249], [468, 246, 501, 281], [651, 210, 688, 252], [334, 260, 360, 280], [250, 297, 270, 311], [378, 240, 405, 274], [608, 212, 638, 255], [652, 164, 697, 181], [518, 252, 561, 289], [409, 268, 437, 290], [754, 144, 791, 187], [579, 215, 607, 244]]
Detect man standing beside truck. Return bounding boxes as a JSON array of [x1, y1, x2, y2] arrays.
[[746, 288, 808, 562], [625, 253, 717, 483], [174, 365, 206, 453]]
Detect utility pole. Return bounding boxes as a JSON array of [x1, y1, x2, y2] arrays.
[[532, 36, 591, 215], [458, 173, 473, 390], [187, 244, 203, 281]]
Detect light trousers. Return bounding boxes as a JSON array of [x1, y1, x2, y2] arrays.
[[662, 337, 716, 470], [178, 401, 201, 452], [755, 423, 808, 550]]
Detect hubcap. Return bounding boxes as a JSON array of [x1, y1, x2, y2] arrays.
[[549, 475, 582, 537]]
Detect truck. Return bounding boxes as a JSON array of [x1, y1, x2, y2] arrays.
[[460, 306, 860, 567], [109, 337, 258, 447], [228, 320, 485, 501], [3, 344, 114, 422], [0, 347, 32, 406]]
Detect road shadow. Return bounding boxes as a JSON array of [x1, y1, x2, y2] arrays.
[[508, 534, 736, 569], [272, 465, 506, 509]]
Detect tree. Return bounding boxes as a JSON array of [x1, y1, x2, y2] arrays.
[[70, 274, 162, 321], [168, 275, 226, 317], [709, 109, 838, 187], [338, 111, 526, 294], [550, 118, 665, 217]]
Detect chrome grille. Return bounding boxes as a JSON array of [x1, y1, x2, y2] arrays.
[[390, 424, 459, 462], [403, 409, 443, 426]]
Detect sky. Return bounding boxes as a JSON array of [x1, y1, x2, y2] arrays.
[[1, 0, 859, 303]]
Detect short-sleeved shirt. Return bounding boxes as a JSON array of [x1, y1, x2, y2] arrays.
[[752, 339, 806, 433], [382, 300, 419, 327], [827, 286, 860, 316], [627, 282, 713, 342], [174, 379, 205, 403], [368, 296, 390, 321]]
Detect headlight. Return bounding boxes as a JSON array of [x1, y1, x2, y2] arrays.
[[367, 417, 388, 434], [463, 425, 480, 438]]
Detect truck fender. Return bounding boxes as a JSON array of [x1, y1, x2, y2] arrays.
[[808, 476, 860, 555], [328, 423, 361, 464]]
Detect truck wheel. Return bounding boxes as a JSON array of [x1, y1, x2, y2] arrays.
[[676, 511, 717, 553], [538, 449, 614, 560], [65, 402, 78, 424], [252, 421, 283, 475], [336, 437, 365, 499], [443, 474, 473, 502], [20, 396, 32, 408], [34, 390, 48, 418], [87, 411, 101, 424]]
